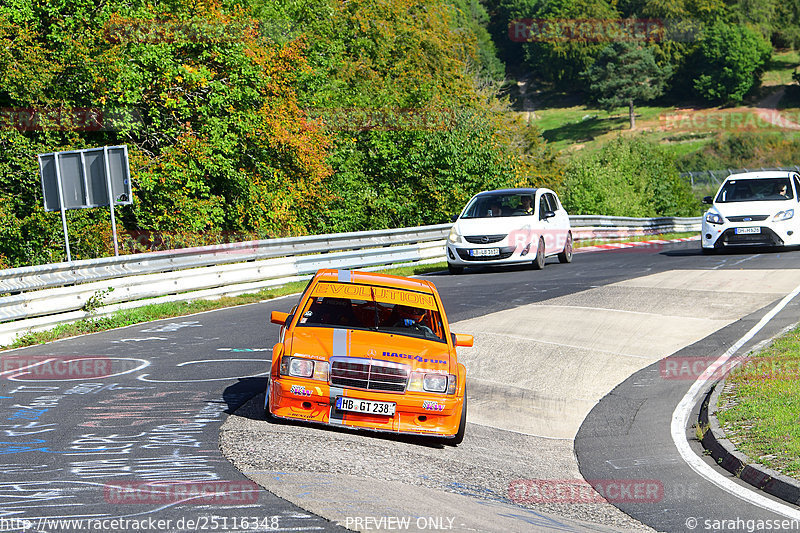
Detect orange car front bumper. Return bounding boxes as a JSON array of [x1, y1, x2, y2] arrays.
[[268, 377, 464, 438]]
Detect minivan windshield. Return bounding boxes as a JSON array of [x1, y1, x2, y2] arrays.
[[460, 193, 536, 218], [715, 178, 794, 203]]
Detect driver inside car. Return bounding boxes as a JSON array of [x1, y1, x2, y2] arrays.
[[387, 305, 434, 335]]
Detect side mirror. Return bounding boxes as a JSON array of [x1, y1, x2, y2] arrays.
[[450, 214, 459, 222], [270, 311, 289, 326], [453, 333, 473, 347], [543, 210, 556, 219], [702, 196, 713, 205]]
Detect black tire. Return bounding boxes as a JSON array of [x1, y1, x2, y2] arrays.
[[448, 390, 467, 446], [448, 264, 464, 275], [558, 232, 573, 264], [263, 377, 276, 421], [701, 246, 718, 255], [532, 238, 545, 270]]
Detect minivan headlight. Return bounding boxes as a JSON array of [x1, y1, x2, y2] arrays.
[[448, 227, 462, 244]]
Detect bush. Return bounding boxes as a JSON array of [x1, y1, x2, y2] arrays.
[[678, 132, 800, 171], [562, 138, 699, 217]]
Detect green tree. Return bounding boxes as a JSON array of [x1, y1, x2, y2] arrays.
[[582, 42, 671, 129], [691, 21, 772, 105]]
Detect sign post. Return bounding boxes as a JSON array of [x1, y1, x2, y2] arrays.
[[52, 152, 72, 262], [38, 145, 133, 262]]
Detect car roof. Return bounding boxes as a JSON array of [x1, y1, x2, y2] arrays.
[[724, 171, 798, 180], [313, 269, 436, 294], [476, 188, 539, 196]]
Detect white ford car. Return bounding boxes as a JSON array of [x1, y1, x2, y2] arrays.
[[446, 188, 572, 274], [701, 171, 800, 253]]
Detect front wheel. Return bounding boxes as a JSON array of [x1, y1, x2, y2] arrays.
[[263, 377, 275, 421], [448, 264, 464, 275], [532, 238, 545, 270], [558, 232, 573, 264], [448, 390, 467, 446]]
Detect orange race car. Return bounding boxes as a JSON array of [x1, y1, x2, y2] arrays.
[[265, 269, 473, 444]]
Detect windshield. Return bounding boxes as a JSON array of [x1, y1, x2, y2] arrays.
[[296, 282, 446, 342], [460, 193, 535, 218], [715, 178, 794, 203]]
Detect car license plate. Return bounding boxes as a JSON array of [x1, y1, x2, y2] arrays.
[[336, 397, 395, 416], [469, 248, 500, 257], [735, 227, 761, 235]]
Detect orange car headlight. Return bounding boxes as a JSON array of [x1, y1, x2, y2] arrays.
[[408, 372, 456, 394], [446, 374, 457, 395], [281, 356, 329, 381]]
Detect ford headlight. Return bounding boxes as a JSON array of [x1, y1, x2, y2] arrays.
[[448, 227, 462, 244], [705, 212, 724, 225], [773, 209, 794, 222]]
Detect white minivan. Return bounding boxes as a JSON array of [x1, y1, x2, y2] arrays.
[[701, 171, 800, 253], [446, 188, 572, 274]]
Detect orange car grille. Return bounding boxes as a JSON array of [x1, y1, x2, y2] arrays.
[[330, 359, 409, 392]]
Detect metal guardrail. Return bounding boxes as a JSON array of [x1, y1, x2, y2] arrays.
[[0, 216, 700, 346]]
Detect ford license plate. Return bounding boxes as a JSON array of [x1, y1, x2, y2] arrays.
[[735, 227, 761, 235], [336, 397, 395, 416], [469, 248, 500, 257]]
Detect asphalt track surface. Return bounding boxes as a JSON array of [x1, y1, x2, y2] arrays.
[[575, 255, 800, 532], [0, 241, 798, 532]]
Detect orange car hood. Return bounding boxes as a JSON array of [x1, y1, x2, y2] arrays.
[[287, 327, 452, 372]]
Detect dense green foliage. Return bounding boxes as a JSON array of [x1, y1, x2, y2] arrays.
[[0, 0, 560, 267], [251, 0, 550, 233], [562, 138, 699, 217], [692, 21, 772, 104]]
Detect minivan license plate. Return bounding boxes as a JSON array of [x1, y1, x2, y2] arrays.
[[469, 248, 500, 257]]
